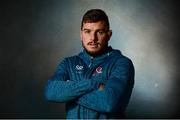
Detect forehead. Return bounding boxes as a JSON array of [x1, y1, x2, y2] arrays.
[[82, 21, 107, 30]]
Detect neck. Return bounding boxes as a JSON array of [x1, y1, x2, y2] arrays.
[[86, 46, 112, 57]]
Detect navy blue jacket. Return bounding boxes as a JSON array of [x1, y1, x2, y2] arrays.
[[45, 47, 134, 119]]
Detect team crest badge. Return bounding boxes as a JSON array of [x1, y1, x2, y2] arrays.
[[93, 66, 103, 76], [96, 66, 102, 74]]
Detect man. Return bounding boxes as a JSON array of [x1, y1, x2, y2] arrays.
[[44, 9, 134, 119]]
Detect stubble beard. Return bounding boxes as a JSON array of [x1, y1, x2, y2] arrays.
[[82, 41, 108, 57]]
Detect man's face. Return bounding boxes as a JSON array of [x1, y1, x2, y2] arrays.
[[80, 21, 112, 56]]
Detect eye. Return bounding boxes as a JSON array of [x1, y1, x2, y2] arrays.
[[97, 30, 106, 35]]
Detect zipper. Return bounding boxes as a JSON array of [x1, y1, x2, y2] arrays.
[[88, 56, 94, 68]]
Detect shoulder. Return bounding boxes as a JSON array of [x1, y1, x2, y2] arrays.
[[64, 55, 78, 61], [59, 54, 81, 65], [111, 50, 134, 68], [55, 55, 79, 70], [119, 55, 133, 65]]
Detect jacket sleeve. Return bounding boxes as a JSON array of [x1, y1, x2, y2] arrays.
[[44, 58, 98, 103], [76, 58, 134, 113]]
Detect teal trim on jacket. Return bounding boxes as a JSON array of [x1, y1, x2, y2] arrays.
[[45, 47, 134, 119]]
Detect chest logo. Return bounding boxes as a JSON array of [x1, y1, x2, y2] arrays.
[[75, 65, 83, 71]]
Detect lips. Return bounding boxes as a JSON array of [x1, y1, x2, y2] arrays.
[[88, 43, 99, 48], [89, 43, 98, 46], [88, 42, 98, 45]]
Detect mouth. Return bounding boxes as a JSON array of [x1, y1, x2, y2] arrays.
[[88, 43, 99, 48]]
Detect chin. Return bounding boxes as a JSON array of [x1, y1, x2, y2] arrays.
[[86, 49, 102, 56]]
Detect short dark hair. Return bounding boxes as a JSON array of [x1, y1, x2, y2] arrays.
[[81, 9, 110, 30]]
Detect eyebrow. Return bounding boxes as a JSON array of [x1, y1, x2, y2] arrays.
[[82, 28, 91, 31], [82, 28, 107, 31]]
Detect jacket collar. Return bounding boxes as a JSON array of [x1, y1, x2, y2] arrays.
[[78, 46, 121, 66]]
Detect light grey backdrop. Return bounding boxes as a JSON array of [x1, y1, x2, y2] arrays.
[[0, 0, 179, 118]]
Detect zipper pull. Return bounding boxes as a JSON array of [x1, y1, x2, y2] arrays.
[[88, 63, 91, 68], [88, 56, 93, 68]]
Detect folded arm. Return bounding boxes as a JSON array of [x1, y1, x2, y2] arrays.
[[44, 59, 98, 102], [76, 58, 134, 113]]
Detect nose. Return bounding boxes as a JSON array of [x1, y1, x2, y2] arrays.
[[90, 32, 97, 41]]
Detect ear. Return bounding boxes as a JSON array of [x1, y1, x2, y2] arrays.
[[107, 30, 112, 41], [80, 30, 83, 41]]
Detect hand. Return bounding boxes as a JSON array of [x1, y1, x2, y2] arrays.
[[98, 84, 105, 91]]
